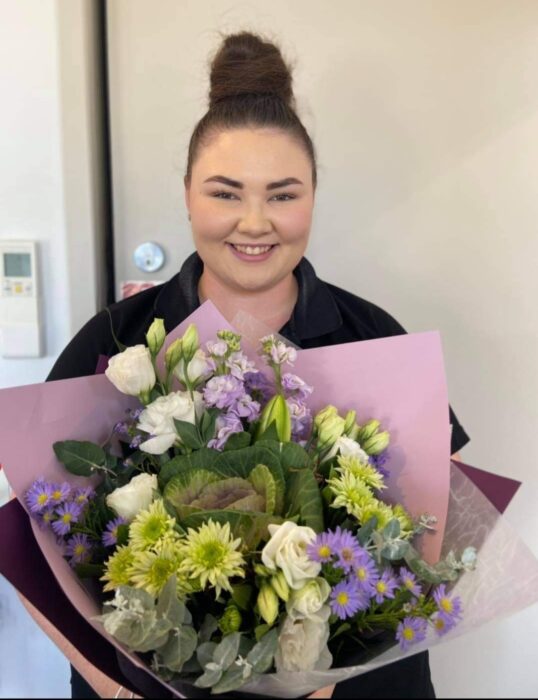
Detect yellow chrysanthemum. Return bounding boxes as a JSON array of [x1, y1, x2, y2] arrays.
[[101, 545, 135, 592], [129, 499, 178, 551], [177, 519, 245, 597], [128, 540, 182, 597], [337, 455, 386, 491], [328, 470, 375, 520], [358, 501, 395, 530]]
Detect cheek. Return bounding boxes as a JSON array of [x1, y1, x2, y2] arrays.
[[274, 203, 313, 241]]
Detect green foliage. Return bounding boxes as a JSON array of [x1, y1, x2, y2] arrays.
[[158, 448, 220, 487], [53, 440, 106, 476], [223, 432, 252, 451], [285, 467, 324, 532]]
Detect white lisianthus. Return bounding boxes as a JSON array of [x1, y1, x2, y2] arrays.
[[105, 345, 155, 398], [105, 473, 157, 522], [286, 578, 331, 620], [261, 521, 320, 590], [322, 435, 370, 464], [275, 605, 333, 672], [136, 391, 198, 454], [175, 348, 212, 386]]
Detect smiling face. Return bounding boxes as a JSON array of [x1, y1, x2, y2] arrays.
[[184, 128, 315, 296]]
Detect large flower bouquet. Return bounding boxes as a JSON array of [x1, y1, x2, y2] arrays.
[[1, 302, 537, 698]]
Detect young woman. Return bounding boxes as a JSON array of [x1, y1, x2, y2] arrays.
[[42, 31, 469, 698]]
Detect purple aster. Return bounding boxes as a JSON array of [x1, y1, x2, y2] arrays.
[[331, 527, 367, 574], [49, 482, 72, 505], [287, 399, 313, 441], [129, 434, 144, 449], [353, 555, 380, 595], [25, 479, 53, 514], [225, 351, 256, 380], [208, 412, 244, 450], [231, 394, 261, 422], [307, 531, 338, 563], [398, 567, 422, 597], [72, 486, 95, 506], [203, 374, 245, 410], [243, 371, 274, 404], [330, 579, 369, 619], [431, 611, 458, 636], [36, 508, 56, 530], [396, 616, 428, 650], [102, 516, 127, 547], [65, 533, 93, 566], [372, 570, 398, 604], [51, 501, 83, 536], [368, 452, 390, 479], [433, 584, 463, 623], [282, 373, 313, 401]]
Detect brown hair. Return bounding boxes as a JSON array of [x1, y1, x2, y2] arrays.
[[185, 31, 317, 189]]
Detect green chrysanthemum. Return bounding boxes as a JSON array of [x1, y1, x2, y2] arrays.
[[328, 470, 375, 520], [177, 519, 245, 597], [358, 501, 395, 530], [392, 503, 414, 538], [129, 540, 182, 597], [101, 545, 135, 592], [337, 455, 386, 491], [129, 499, 178, 551]]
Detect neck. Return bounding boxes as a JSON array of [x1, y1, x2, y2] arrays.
[[198, 269, 298, 335]]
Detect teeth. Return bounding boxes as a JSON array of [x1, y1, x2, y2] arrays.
[[232, 244, 273, 255]]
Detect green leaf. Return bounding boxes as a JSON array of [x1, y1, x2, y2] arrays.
[[254, 623, 270, 642], [231, 584, 254, 611], [105, 307, 127, 352], [53, 440, 105, 476], [253, 420, 280, 443], [73, 563, 104, 579], [211, 663, 251, 694], [246, 627, 278, 673], [174, 419, 203, 449], [383, 518, 401, 540], [278, 442, 310, 471], [248, 464, 277, 514], [159, 448, 220, 487], [156, 575, 191, 626], [381, 540, 409, 561], [199, 408, 220, 443], [194, 667, 223, 689], [223, 431, 252, 451], [197, 641, 218, 666], [156, 625, 198, 672], [285, 468, 324, 532], [356, 516, 378, 546], [163, 469, 221, 519], [198, 616, 219, 644], [213, 632, 241, 670]]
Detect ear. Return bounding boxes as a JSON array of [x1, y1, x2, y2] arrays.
[[184, 176, 190, 216]]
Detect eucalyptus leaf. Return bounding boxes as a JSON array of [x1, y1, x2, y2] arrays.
[[380, 540, 409, 561], [246, 628, 278, 673], [213, 632, 241, 670], [156, 625, 198, 672], [383, 518, 401, 540], [211, 664, 252, 694], [156, 575, 191, 626], [53, 440, 105, 476], [197, 641, 218, 667], [356, 516, 378, 546], [199, 616, 219, 644], [194, 666, 223, 689]]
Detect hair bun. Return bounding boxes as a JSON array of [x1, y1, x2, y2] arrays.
[[209, 31, 295, 109]]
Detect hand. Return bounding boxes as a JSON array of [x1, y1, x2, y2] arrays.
[[308, 685, 336, 698]]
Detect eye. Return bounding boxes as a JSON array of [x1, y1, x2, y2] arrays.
[[212, 191, 237, 200], [210, 191, 297, 202], [272, 193, 296, 202]]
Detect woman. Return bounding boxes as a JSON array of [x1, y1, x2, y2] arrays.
[[43, 31, 469, 698]]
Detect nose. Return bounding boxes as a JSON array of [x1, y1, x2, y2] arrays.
[[236, 204, 273, 238]]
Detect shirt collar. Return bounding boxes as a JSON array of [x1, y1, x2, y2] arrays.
[[154, 251, 343, 342]]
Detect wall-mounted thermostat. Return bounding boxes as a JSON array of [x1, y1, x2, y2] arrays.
[[0, 240, 43, 357]]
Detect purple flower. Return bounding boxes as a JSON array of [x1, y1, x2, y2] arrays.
[[243, 371, 274, 403], [331, 527, 367, 574], [396, 616, 428, 650], [398, 567, 422, 597], [25, 479, 53, 514], [353, 556, 380, 595], [36, 508, 56, 530], [206, 340, 228, 357], [433, 584, 463, 623], [225, 351, 256, 380], [113, 421, 129, 435], [330, 579, 369, 619], [287, 399, 312, 441], [368, 452, 390, 479], [203, 375, 245, 410], [65, 533, 93, 566], [102, 516, 127, 547], [307, 531, 338, 563], [270, 342, 297, 366], [208, 412, 244, 450], [282, 373, 313, 401], [431, 611, 458, 636], [232, 394, 261, 422], [372, 570, 398, 604], [129, 434, 144, 449], [72, 486, 95, 506], [49, 482, 72, 505], [51, 501, 83, 536]]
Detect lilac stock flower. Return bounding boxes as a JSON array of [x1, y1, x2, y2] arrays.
[[203, 374, 245, 410], [206, 340, 228, 357], [353, 555, 380, 595], [243, 371, 274, 403], [65, 533, 93, 566], [51, 501, 83, 536], [225, 351, 256, 380], [282, 373, 313, 401], [307, 531, 338, 564], [373, 570, 398, 604], [433, 584, 463, 624], [208, 412, 244, 450], [270, 342, 297, 366], [25, 479, 53, 514], [396, 616, 428, 650], [287, 399, 312, 440], [232, 394, 261, 422], [102, 516, 127, 547], [330, 579, 369, 619], [331, 527, 367, 573]]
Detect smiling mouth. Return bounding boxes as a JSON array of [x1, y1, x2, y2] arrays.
[[228, 243, 276, 256]]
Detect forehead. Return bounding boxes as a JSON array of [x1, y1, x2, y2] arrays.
[[194, 128, 311, 180]]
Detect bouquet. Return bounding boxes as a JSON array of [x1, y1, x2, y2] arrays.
[[1, 302, 537, 698]]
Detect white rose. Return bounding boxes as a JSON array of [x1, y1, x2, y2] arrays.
[[136, 391, 197, 454], [323, 435, 370, 464], [261, 521, 320, 590], [105, 473, 158, 522], [175, 349, 212, 385], [105, 345, 156, 397], [286, 578, 331, 620], [275, 605, 333, 672]]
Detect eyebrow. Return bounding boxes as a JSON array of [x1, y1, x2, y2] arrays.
[[203, 175, 303, 190]]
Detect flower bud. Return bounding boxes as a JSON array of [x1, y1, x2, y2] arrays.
[[218, 605, 242, 634], [343, 410, 357, 435], [361, 430, 390, 455], [145, 318, 166, 356], [256, 394, 291, 442], [357, 419, 380, 443], [313, 405, 338, 433], [181, 324, 199, 362], [257, 583, 279, 625], [254, 563, 272, 578], [346, 423, 360, 441], [165, 338, 183, 373], [270, 571, 290, 602], [318, 415, 346, 449]]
